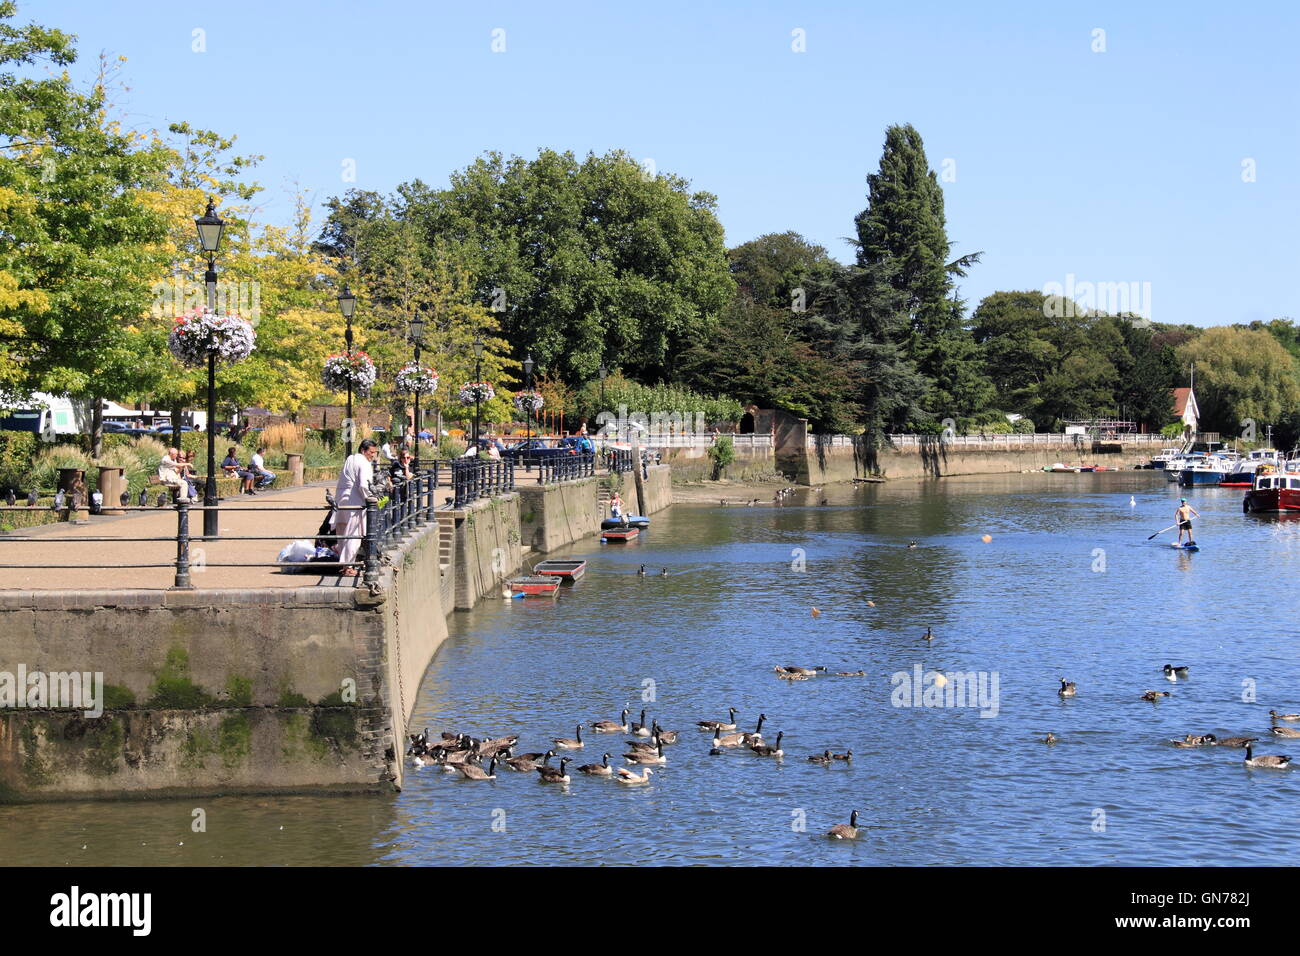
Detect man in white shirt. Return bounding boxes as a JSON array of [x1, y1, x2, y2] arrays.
[[158, 448, 197, 501], [332, 439, 378, 576], [250, 446, 275, 488]]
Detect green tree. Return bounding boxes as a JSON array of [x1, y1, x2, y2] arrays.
[[0, 5, 172, 453], [853, 124, 990, 419], [387, 148, 735, 383], [1177, 326, 1300, 436], [728, 232, 837, 310]]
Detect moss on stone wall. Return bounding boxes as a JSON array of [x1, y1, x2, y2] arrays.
[[217, 711, 252, 768], [20, 720, 51, 785], [102, 684, 136, 709], [146, 646, 216, 710], [85, 717, 124, 777], [224, 675, 253, 708]]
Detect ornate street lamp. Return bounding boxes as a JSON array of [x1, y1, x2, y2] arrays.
[[408, 316, 426, 472], [195, 198, 224, 540], [337, 285, 357, 456], [472, 336, 484, 447], [522, 352, 535, 472]]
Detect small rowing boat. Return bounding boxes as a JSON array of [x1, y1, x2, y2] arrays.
[[507, 575, 562, 597], [533, 559, 586, 582], [601, 515, 650, 529]]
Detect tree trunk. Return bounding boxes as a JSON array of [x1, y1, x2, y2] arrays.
[[90, 396, 104, 459]]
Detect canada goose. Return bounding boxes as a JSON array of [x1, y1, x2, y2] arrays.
[[921, 627, 934, 642], [660, 568, 668, 576], [615, 767, 654, 784], [506, 750, 553, 772], [625, 731, 662, 754], [457, 756, 498, 780], [1244, 744, 1291, 769], [808, 750, 833, 765], [591, 709, 630, 733], [827, 810, 860, 840], [630, 710, 651, 736], [637, 565, 646, 576], [777, 671, 809, 681], [537, 757, 572, 783], [624, 741, 666, 765], [1043, 732, 1058, 745], [715, 714, 765, 748], [411, 746, 444, 768], [1211, 736, 1257, 748], [774, 665, 825, 677], [650, 721, 678, 745], [1270, 710, 1300, 722], [832, 750, 853, 761], [907, 541, 918, 549], [750, 731, 785, 757], [1163, 664, 1190, 678], [1271, 726, 1300, 739], [697, 707, 738, 732], [1171, 734, 1215, 748], [1058, 679, 1077, 698], [578, 753, 614, 775], [708, 748, 723, 756], [552, 725, 584, 749], [1141, 690, 1171, 702], [835, 670, 866, 677], [478, 735, 519, 757]]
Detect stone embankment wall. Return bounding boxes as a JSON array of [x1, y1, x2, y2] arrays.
[[0, 466, 675, 802]]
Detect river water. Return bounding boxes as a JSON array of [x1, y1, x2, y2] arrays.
[[5, 472, 1299, 866]]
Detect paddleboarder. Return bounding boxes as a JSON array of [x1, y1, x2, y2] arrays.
[[1175, 498, 1200, 547]]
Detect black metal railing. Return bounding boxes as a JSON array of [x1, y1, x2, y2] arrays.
[[0, 458, 529, 590], [537, 452, 595, 484], [605, 448, 634, 474], [448, 458, 515, 508]]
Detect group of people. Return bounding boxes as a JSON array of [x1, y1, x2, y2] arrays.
[[221, 447, 276, 495], [156, 446, 275, 502]]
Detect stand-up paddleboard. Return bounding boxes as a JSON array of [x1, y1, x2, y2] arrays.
[[1170, 541, 1200, 551]]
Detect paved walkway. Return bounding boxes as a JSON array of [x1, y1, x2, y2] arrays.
[[0, 483, 360, 592]]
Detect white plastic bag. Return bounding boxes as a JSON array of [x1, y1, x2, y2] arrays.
[[276, 539, 316, 572]]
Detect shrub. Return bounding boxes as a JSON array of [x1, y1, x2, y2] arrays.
[[707, 434, 736, 479], [0, 431, 37, 492]]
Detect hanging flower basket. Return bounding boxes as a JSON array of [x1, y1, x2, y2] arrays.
[[167, 307, 255, 367], [322, 351, 377, 395], [458, 382, 496, 405], [513, 390, 545, 414], [395, 362, 439, 395]]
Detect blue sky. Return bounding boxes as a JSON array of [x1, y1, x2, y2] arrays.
[[28, 0, 1300, 326]]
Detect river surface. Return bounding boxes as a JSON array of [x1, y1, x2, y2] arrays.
[[5, 472, 1299, 866]]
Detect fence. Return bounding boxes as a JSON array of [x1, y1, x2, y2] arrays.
[[537, 452, 595, 484], [808, 433, 1173, 449], [605, 448, 635, 474], [0, 462, 519, 590], [647, 433, 774, 448]]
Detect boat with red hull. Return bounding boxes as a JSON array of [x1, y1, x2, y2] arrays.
[[532, 559, 586, 582], [601, 527, 640, 543], [1243, 471, 1300, 514], [508, 575, 562, 596]]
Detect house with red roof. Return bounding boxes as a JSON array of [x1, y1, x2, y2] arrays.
[[1171, 387, 1199, 438]]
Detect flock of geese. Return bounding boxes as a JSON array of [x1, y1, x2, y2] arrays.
[[1055, 667, 1295, 769], [405, 691, 864, 840]]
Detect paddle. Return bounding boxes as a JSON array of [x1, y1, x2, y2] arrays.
[[1146, 524, 1177, 540]]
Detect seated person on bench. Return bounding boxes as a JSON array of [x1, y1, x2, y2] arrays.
[[158, 448, 198, 501], [250, 446, 276, 488]]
